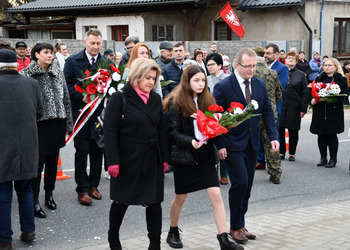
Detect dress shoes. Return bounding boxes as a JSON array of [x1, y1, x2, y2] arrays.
[[230, 229, 248, 244], [20, 231, 35, 243], [242, 228, 256, 240], [0, 242, 12, 249], [166, 227, 183, 248], [288, 155, 295, 161], [217, 232, 244, 250], [325, 158, 337, 168], [280, 154, 285, 160], [220, 177, 228, 185], [34, 203, 46, 218], [317, 156, 327, 166], [78, 192, 92, 205], [269, 176, 280, 184], [255, 162, 265, 170], [89, 187, 102, 200], [45, 195, 57, 210]]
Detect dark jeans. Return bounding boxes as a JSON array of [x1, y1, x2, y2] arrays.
[[108, 202, 162, 250], [32, 149, 60, 202], [0, 180, 35, 244], [74, 137, 103, 194], [279, 128, 299, 155], [225, 141, 257, 230], [318, 134, 339, 158]]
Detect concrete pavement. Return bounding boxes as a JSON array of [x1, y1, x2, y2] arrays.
[[81, 198, 350, 250]]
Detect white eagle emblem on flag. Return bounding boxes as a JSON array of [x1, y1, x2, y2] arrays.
[[226, 10, 240, 26]]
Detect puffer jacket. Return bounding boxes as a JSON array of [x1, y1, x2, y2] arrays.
[[166, 104, 219, 166], [161, 58, 184, 98], [20, 58, 73, 132]]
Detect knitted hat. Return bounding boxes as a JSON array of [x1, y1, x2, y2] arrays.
[[0, 49, 18, 68]]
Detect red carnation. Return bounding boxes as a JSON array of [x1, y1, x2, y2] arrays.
[[111, 64, 120, 73], [208, 104, 224, 113], [228, 102, 244, 112], [86, 84, 97, 94], [75, 84, 85, 93]]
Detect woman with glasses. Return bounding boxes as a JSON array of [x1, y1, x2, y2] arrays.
[[279, 51, 308, 161], [309, 58, 349, 168], [20, 42, 73, 218], [122, 43, 162, 98]]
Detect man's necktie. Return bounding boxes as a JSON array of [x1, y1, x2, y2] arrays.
[[91, 57, 95, 65], [243, 80, 251, 104]]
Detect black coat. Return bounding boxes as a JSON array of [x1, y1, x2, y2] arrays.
[[166, 104, 219, 166], [296, 59, 311, 77], [310, 72, 349, 135], [103, 83, 168, 205], [0, 70, 43, 183], [279, 67, 308, 130]]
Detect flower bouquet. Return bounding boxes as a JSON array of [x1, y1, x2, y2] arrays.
[[310, 80, 347, 103], [192, 100, 260, 145], [75, 60, 126, 102]]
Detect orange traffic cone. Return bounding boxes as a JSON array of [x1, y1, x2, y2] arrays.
[[285, 129, 289, 152], [56, 156, 71, 180]]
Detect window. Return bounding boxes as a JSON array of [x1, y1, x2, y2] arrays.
[[333, 18, 350, 58], [51, 30, 74, 39], [152, 25, 174, 41], [215, 22, 240, 41], [84, 26, 98, 34], [112, 25, 128, 41]]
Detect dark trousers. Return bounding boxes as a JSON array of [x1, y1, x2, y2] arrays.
[[108, 202, 162, 250], [317, 134, 339, 158], [225, 141, 257, 230], [32, 149, 60, 203], [279, 128, 299, 155], [73, 137, 103, 194], [0, 180, 35, 244]]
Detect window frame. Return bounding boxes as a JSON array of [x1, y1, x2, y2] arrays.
[[333, 18, 350, 59]]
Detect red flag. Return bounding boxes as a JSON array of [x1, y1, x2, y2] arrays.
[[219, 2, 246, 38]]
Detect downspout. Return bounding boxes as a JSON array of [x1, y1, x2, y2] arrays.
[[319, 0, 325, 57], [297, 5, 313, 61]]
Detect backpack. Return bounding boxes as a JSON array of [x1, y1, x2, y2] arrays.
[[94, 90, 126, 148]]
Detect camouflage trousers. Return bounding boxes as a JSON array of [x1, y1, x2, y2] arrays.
[[259, 118, 282, 179]]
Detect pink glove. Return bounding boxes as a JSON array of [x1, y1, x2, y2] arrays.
[[163, 162, 168, 173], [108, 164, 120, 178]]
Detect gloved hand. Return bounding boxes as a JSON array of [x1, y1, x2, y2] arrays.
[[108, 165, 120, 178], [163, 162, 168, 173]]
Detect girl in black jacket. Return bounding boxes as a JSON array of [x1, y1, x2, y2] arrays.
[[163, 65, 242, 250], [309, 58, 349, 168]]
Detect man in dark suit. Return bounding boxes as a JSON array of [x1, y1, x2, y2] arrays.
[[213, 48, 279, 244], [64, 29, 106, 205]]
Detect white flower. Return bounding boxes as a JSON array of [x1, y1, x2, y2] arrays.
[[251, 100, 259, 110], [112, 72, 121, 82], [108, 87, 117, 96], [213, 113, 222, 120], [117, 83, 125, 91], [234, 108, 243, 114]]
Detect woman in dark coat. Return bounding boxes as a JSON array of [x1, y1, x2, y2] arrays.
[[310, 58, 349, 168], [163, 65, 242, 250], [104, 58, 168, 250], [279, 51, 308, 161], [20, 42, 73, 219], [296, 51, 311, 78]]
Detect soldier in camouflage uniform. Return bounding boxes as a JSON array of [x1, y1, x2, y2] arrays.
[[252, 47, 282, 183]]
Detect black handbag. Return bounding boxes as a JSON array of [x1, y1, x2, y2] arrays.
[[94, 91, 126, 148]]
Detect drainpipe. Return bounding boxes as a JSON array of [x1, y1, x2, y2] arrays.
[[319, 0, 325, 57], [297, 5, 313, 61]]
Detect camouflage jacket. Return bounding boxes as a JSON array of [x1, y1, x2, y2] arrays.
[[254, 62, 281, 122]]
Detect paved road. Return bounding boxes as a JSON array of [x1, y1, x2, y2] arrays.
[[9, 110, 350, 249]]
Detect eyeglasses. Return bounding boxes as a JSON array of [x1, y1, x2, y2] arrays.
[[207, 63, 217, 67], [323, 64, 335, 67], [238, 62, 256, 70], [125, 46, 134, 51]]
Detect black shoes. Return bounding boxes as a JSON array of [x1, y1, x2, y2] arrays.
[[165, 164, 173, 173], [34, 203, 46, 218], [45, 195, 57, 210], [217, 233, 244, 250], [317, 156, 327, 166], [269, 176, 280, 184], [166, 227, 183, 248], [325, 158, 337, 168], [288, 155, 295, 161], [20, 231, 36, 243]]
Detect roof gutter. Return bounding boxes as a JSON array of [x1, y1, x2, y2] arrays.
[[297, 4, 312, 61]]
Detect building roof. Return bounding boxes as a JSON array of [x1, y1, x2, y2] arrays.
[[238, 0, 306, 10], [8, 0, 199, 13]]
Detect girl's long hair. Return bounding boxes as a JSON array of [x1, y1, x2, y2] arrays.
[[126, 43, 150, 68], [163, 65, 215, 117]]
